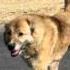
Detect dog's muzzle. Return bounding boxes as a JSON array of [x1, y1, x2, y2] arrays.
[[6, 42, 21, 57], [8, 43, 15, 51], [7, 40, 33, 57]]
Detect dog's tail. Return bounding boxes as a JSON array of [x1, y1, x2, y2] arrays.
[[53, 9, 70, 46], [53, 9, 70, 25]]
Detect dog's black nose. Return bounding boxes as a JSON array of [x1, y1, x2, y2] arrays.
[[8, 43, 15, 51]]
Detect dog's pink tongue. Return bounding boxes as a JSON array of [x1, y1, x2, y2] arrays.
[[11, 50, 19, 57]]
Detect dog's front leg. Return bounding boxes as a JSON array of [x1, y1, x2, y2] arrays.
[[32, 61, 48, 70], [33, 60, 49, 70]]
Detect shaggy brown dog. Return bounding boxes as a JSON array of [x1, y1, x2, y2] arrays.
[[4, 11, 70, 70]]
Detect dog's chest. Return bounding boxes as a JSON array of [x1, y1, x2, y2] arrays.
[[21, 46, 38, 67]]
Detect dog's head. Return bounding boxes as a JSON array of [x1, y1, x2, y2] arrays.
[[4, 17, 34, 57]]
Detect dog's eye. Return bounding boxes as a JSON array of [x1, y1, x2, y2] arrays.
[[19, 32, 24, 36], [31, 28, 34, 34], [7, 31, 11, 35]]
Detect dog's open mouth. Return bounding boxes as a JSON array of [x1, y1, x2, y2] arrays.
[[9, 42, 32, 57], [11, 49, 22, 57]]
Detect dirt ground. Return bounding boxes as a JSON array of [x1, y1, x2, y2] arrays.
[[0, 0, 64, 24]]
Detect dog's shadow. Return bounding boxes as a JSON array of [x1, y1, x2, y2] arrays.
[[58, 47, 70, 70]]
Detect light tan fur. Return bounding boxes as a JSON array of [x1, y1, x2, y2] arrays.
[[4, 10, 70, 70]]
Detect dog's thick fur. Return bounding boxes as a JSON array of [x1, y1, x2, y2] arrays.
[[4, 10, 70, 70]]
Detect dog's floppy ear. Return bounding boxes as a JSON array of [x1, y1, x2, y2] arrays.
[[30, 27, 34, 34], [5, 24, 9, 29], [26, 19, 30, 25], [26, 19, 34, 34]]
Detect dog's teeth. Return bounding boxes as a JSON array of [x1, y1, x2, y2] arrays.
[[24, 55, 30, 59], [19, 50, 22, 55]]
